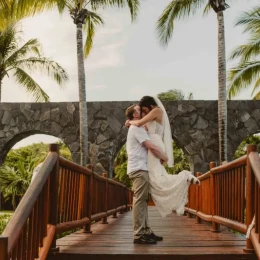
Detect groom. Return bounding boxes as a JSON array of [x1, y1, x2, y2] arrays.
[[125, 104, 168, 244]]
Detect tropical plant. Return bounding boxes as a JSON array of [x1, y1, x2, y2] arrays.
[[1, 141, 71, 209], [0, 22, 68, 101], [228, 7, 260, 100], [5, 142, 72, 170], [157, 0, 229, 163], [0, 160, 34, 209], [3, 0, 139, 166], [233, 134, 260, 159], [114, 144, 132, 188], [0, 214, 12, 234], [158, 89, 193, 101]]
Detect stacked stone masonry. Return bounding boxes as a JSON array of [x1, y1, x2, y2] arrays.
[[0, 101, 259, 174]]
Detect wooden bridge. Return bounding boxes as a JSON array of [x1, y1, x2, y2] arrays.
[[0, 144, 260, 259]]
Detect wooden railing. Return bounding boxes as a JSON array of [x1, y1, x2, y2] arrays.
[[0, 144, 133, 260], [186, 144, 260, 257]]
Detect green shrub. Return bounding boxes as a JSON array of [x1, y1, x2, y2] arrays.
[[0, 214, 12, 234]]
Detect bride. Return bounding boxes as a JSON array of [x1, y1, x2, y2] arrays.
[[127, 96, 200, 217]]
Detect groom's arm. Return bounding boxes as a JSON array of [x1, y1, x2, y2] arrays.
[[133, 126, 168, 162], [143, 140, 168, 163]]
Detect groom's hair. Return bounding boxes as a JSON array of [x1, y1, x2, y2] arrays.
[[125, 105, 137, 120]]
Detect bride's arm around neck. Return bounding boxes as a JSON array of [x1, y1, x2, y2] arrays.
[[130, 107, 162, 127]]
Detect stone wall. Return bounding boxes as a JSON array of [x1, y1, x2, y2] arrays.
[[0, 101, 259, 174]]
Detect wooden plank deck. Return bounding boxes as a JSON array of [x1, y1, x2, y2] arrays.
[[49, 207, 257, 260]]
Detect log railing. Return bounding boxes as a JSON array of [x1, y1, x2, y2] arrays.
[[0, 144, 132, 260], [185, 144, 260, 257]]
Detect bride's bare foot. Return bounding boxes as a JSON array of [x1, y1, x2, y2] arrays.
[[188, 177, 200, 185]]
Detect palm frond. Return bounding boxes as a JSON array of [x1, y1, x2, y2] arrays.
[[229, 36, 260, 62], [83, 11, 104, 58], [227, 61, 260, 99], [13, 67, 50, 101], [157, 0, 207, 46], [0, 1, 10, 28], [0, 0, 10, 10], [15, 0, 67, 16], [126, 0, 139, 22], [90, 0, 139, 22], [253, 91, 260, 100], [12, 57, 69, 85], [5, 38, 41, 67], [203, 2, 211, 16], [0, 0, 67, 29], [236, 7, 260, 34], [0, 23, 20, 60], [251, 77, 260, 97]]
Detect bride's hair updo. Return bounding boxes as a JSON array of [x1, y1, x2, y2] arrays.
[[139, 96, 157, 118]]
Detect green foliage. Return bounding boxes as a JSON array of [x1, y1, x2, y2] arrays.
[[0, 22, 68, 101], [233, 135, 260, 159], [0, 162, 33, 209], [228, 7, 260, 99], [165, 142, 190, 175], [0, 0, 140, 58], [0, 213, 12, 234], [157, 0, 208, 46], [114, 145, 132, 188], [5, 142, 72, 170], [0, 141, 72, 209], [157, 89, 193, 101]]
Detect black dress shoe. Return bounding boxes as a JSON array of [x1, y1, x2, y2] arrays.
[[133, 234, 157, 244], [148, 232, 163, 241]]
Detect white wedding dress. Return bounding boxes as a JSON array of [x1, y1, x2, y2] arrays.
[[146, 120, 199, 218]]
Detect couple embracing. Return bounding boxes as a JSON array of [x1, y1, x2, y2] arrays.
[[125, 96, 200, 244]]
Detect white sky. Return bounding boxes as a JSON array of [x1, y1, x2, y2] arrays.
[[7, 0, 259, 148]]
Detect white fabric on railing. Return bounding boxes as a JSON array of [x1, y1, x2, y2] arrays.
[[246, 215, 255, 239]]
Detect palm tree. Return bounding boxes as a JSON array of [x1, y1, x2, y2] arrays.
[[67, 0, 139, 166], [157, 0, 229, 163], [0, 23, 68, 101], [0, 157, 35, 209], [228, 7, 260, 100], [4, 0, 139, 166]]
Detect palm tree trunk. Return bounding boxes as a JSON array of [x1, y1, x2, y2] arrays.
[[217, 11, 227, 163], [76, 22, 88, 166]]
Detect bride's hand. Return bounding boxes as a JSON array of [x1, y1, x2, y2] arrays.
[[125, 120, 131, 128]]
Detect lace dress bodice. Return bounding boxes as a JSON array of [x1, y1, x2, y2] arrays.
[[146, 121, 164, 138]]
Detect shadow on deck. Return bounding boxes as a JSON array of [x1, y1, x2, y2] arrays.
[[48, 207, 256, 260]]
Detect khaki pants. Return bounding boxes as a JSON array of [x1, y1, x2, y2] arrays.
[[130, 170, 149, 239]]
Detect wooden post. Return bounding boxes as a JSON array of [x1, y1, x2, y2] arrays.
[[244, 145, 257, 253], [0, 236, 8, 260], [119, 186, 124, 215], [210, 162, 220, 232], [112, 184, 118, 218], [101, 173, 108, 224], [196, 172, 202, 224], [83, 165, 93, 233], [49, 144, 59, 253]]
